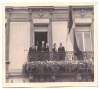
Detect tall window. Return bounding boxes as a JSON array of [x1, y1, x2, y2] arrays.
[[76, 25, 92, 51]]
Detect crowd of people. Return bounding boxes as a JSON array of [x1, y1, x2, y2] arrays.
[[29, 41, 65, 53]]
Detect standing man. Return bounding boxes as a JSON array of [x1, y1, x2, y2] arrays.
[[41, 41, 46, 52], [34, 46, 38, 52], [58, 43, 65, 60], [52, 43, 57, 60], [29, 44, 34, 61], [34, 45, 39, 61], [36, 41, 40, 51], [52, 43, 57, 52], [45, 43, 50, 60], [29, 44, 34, 53], [41, 41, 46, 61]]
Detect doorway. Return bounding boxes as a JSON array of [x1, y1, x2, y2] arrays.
[[35, 32, 47, 49]]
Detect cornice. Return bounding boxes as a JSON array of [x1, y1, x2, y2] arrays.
[[5, 6, 69, 11], [28, 6, 54, 11], [5, 6, 93, 11], [72, 5, 93, 10]]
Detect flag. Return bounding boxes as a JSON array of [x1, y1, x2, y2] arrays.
[[67, 6, 82, 56], [66, 6, 74, 51], [68, 6, 73, 34], [67, 6, 74, 50], [73, 28, 82, 55]]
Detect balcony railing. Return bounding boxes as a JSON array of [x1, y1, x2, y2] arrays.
[[28, 51, 94, 61]]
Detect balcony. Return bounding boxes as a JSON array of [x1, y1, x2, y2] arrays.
[[22, 51, 94, 82]]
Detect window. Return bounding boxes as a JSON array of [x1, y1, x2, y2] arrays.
[[76, 25, 92, 51]]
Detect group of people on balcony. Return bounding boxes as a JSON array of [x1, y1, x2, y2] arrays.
[[29, 41, 65, 61], [29, 41, 65, 53]]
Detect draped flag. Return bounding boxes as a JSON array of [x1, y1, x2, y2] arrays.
[[67, 6, 81, 55], [68, 6, 73, 34]]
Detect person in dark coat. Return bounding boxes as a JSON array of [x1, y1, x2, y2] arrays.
[[45, 43, 50, 60], [34, 46, 39, 61], [58, 43, 65, 52], [29, 44, 34, 61], [52, 43, 57, 60], [29, 44, 34, 53], [58, 43, 65, 60]]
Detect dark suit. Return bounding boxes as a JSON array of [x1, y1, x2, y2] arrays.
[[40, 45, 46, 61], [52, 48, 57, 60], [58, 46, 65, 52], [29, 47, 34, 61], [45, 47, 50, 61], [52, 48, 57, 52], [34, 49, 39, 61], [58, 46, 65, 60], [29, 47, 34, 53]]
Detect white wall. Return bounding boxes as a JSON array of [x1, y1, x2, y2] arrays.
[[9, 22, 30, 71], [52, 21, 68, 51]]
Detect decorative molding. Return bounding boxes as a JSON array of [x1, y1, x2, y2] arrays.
[[5, 6, 69, 20], [33, 11, 49, 19], [79, 9, 86, 18], [38, 9, 45, 18], [73, 8, 93, 18]]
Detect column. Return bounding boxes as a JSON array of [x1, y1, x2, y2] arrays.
[[91, 11, 94, 51], [48, 11, 53, 52], [6, 9, 11, 81], [29, 9, 34, 47], [48, 11, 53, 60]]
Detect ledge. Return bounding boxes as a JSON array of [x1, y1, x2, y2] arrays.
[[6, 61, 10, 64], [72, 5, 93, 10], [6, 72, 10, 79]]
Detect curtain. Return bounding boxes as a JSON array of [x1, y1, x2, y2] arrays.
[[76, 32, 84, 51], [84, 32, 92, 51]]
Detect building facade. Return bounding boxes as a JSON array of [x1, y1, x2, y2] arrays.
[[5, 6, 94, 82]]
